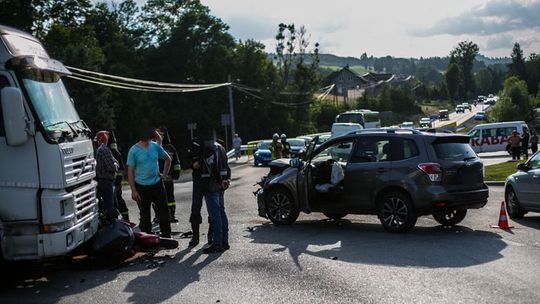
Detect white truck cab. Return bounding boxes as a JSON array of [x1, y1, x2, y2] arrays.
[[0, 25, 98, 260]]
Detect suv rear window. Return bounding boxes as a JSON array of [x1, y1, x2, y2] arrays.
[[434, 142, 476, 161]]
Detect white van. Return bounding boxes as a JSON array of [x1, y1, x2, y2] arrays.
[[467, 121, 529, 153], [331, 122, 363, 138]]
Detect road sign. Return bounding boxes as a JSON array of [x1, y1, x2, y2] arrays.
[[221, 114, 230, 126], [187, 123, 197, 130]]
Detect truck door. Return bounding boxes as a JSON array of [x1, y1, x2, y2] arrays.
[[0, 73, 40, 222]]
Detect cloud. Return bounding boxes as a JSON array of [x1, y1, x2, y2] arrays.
[[413, 0, 540, 36], [484, 34, 513, 51]]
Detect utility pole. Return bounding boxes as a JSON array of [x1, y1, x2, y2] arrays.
[[227, 74, 236, 149]]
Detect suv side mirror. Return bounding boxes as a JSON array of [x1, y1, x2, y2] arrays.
[[517, 163, 529, 172], [1, 87, 29, 146], [290, 158, 302, 168]]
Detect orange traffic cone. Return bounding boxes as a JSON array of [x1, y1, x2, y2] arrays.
[[491, 201, 514, 229]]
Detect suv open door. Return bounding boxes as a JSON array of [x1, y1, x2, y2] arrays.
[[297, 136, 318, 213]]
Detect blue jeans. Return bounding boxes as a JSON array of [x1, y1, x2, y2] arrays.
[[97, 178, 118, 218], [205, 190, 228, 246]]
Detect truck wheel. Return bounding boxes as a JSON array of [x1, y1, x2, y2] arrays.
[[505, 187, 525, 219], [432, 209, 467, 226], [378, 191, 417, 233], [266, 188, 299, 225], [323, 213, 347, 220]]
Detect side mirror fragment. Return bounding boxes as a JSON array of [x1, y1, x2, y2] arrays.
[[1, 87, 29, 146], [517, 163, 528, 172], [290, 158, 302, 168]]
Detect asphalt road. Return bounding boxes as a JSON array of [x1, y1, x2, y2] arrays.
[[432, 103, 490, 129], [2, 163, 540, 304]]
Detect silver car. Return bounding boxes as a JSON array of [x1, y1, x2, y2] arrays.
[[505, 151, 540, 218]]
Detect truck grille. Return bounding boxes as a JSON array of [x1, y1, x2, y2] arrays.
[[64, 153, 95, 186], [72, 182, 98, 223]]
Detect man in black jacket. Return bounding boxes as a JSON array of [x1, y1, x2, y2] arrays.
[[201, 139, 231, 253]]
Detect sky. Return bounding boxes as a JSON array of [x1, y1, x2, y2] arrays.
[[195, 0, 540, 58]]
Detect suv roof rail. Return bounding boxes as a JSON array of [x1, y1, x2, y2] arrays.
[[345, 128, 423, 136]]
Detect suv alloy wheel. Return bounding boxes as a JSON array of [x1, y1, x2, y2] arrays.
[[265, 188, 299, 225], [378, 191, 417, 233], [432, 209, 467, 226]]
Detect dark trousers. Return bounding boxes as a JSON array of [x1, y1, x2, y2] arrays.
[[114, 176, 129, 221], [532, 145, 538, 154], [97, 178, 118, 219], [136, 181, 171, 238], [190, 179, 204, 224], [205, 190, 228, 246], [164, 180, 177, 219], [511, 147, 521, 160], [522, 145, 529, 158]]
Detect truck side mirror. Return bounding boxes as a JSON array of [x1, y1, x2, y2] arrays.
[[1, 87, 29, 146]]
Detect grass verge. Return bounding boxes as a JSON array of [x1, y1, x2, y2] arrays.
[[484, 160, 525, 181]]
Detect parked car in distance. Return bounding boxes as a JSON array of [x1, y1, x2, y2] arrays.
[[474, 111, 488, 120], [419, 117, 432, 128], [505, 151, 540, 218], [455, 105, 465, 113], [255, 129, 489, 232], [287, 138, 308, 158], [461, 102, 471, 110], [401, 122, 415, 129], [439, 109, 449, 120], [254, 140, 273, 166], [429, 114, 439, 121]]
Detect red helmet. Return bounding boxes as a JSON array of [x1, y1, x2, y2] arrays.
[[95, 131, 109, 143]]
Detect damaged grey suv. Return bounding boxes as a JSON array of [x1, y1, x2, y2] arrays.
[[255, 129, 489, 232]]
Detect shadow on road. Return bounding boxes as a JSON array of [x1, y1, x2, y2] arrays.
[[123, 248, 220, 304], [0, 245, 219, 304], [512, 215, 540, 229], [247, 219, 507, 269]]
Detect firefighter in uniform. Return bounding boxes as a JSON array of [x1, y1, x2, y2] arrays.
[[109, 132, 130, 221], [154, 127, 182, 223]]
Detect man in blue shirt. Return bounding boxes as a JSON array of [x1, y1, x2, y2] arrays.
[[127, 127, 172, 238]]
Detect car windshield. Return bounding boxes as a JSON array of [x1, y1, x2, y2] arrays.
[[257, 141, 272, 149], [20, 68, 81, 133], [288, 139, 305, 147]]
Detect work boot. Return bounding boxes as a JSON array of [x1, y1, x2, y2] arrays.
[[170, 206, 178, 223], [207, 222, 214, 245], [189, 223, 200, 247], [202, 244, 224, 254]]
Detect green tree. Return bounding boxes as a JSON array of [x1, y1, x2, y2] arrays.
[[0, 0, 35, 32], [475, 68, 493, 95], [525, 53, 540, 95], [508, 42, 526, 80], [449, 41, 479, 98], [360, 52, 368, 70], [445, 63, 460, 100], [492, 76, 533, 122]]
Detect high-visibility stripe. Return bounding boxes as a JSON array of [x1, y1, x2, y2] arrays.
[[167, 201, 176, 207]]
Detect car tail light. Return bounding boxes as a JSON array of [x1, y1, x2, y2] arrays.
[[418, 163, 442, 182]]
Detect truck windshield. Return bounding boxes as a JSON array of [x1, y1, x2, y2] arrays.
[[21, 69, 81, 133]]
